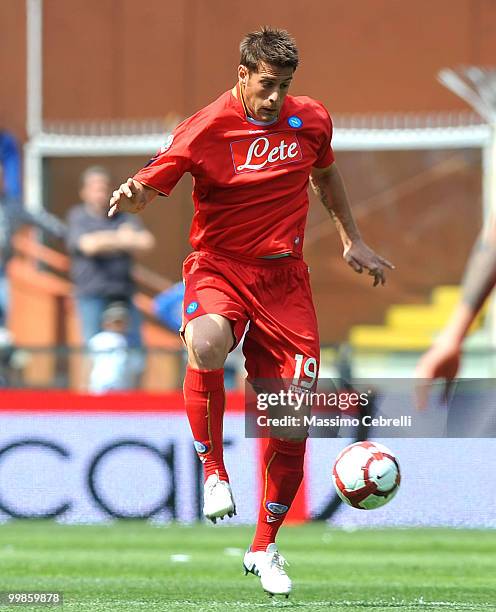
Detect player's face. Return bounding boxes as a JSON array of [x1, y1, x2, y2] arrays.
[[80, 174, 111, 214], [239, 62, 294, 123], [105, 317, 128, 333]]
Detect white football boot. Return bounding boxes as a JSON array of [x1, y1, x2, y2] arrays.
[[203, 472, 236, 524], [243, 543, 292, 598]]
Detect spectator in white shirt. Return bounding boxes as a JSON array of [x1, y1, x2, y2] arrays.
[[88, 302, 143, 393]]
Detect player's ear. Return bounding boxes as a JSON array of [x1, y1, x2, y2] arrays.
[[238, 65, 248, 85]]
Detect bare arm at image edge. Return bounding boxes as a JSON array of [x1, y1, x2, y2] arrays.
[[415, 218, 496, 402]]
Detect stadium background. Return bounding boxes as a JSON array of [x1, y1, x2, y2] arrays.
[[1, 0, 496, 532], [2, 0, 494, 351]]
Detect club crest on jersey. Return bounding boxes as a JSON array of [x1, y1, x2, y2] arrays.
[[266, 502, 289, 515], [230, 132, 302, 174], [288, 115, 303, 129], [194, 440, 209, 454], [186, 301, 198, 314]]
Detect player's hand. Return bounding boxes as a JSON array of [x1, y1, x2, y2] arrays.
[[343, 240, 395, 286], [414, 339, 461, 409], [108, 178, 147, 217]]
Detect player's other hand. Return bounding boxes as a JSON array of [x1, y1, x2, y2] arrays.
[[108, 178, 147, 217], [343, 240, 395, 286], [414, 339, 461, 409]]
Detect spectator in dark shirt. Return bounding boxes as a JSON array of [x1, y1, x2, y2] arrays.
[[66, 166, 155, 352]]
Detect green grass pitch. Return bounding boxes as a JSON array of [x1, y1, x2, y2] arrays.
[[0, 522, 494, 611]]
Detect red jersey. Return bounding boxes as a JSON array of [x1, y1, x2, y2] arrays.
[[134, 88, 334, 259]]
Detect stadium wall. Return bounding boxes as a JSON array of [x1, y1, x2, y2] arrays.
[[3, 0, 496, 141]]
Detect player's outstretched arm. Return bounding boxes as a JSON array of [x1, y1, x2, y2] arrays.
[[108, 178, 158, 218], [415, 221, 496, 405], [310, 163, 394, 286]]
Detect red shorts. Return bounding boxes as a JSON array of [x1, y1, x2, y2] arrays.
[[181, 250, 320, 384]]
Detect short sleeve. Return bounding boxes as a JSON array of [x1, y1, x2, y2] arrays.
[[313, 104, 335, 169], [133, 116, 201, 196]]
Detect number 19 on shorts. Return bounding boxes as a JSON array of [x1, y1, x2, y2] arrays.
[[292, 354, 318, 389]]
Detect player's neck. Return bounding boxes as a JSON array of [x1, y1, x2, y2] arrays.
[[233, 83, 279, 126]]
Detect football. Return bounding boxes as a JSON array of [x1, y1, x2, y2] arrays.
[[332, 441, 401, 510]]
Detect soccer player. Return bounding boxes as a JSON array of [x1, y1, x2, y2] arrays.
[[109, 27, 393, 597], [415, 215, 496, 404]]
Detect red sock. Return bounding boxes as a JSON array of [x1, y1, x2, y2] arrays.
[[251, 438, 306, 551], [183, 366, 228, 482]]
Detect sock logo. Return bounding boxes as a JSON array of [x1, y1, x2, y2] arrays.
[[186, 301, 199, 314], [194, 440, 209, 454], [266, 502, 289, 515], [266, 515, 280, 523]]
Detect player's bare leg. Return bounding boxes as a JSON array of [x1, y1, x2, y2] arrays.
[[185, 314, 233, 371], [183, 314, 236, 522]]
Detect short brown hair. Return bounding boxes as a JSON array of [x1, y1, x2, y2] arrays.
[[79, 165, 111, 188], [239, 27, 299, 72]]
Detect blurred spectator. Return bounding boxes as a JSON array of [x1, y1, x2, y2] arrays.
[[66, 166, 155, 354], [87, 301, 143, 393], [0, 130, 21, 200], [154, 282, 246, 389], [0, 326, 14, 387], [415, 214, 496, 406], [153, 281, 184, 333], [224, 340, 246, 390], [0, 159, 66, 326]]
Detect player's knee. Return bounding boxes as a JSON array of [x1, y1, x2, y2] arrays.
[[188, 336, 228, 369]]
